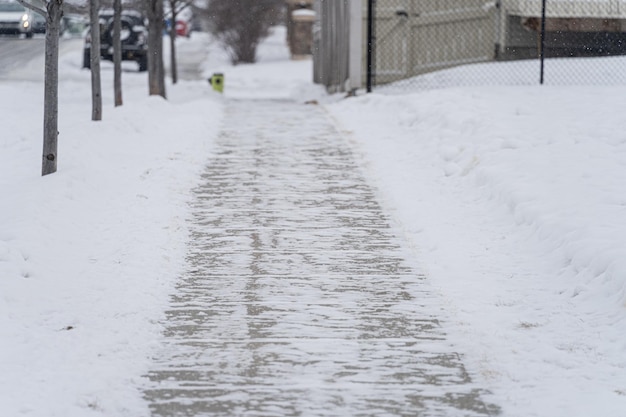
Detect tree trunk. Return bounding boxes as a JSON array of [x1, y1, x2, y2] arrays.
[[90, 0, 102, 120], [113, 0, 123, 106], [158, 31, 166, 95], [169, 0, 178, 84], [42, 0, 63, 176], [146, 0, 166, 98]]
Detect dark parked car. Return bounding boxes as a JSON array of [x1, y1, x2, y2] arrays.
[[83, 10, 148, 72], [31, 12, 68, 34], [31, 11, 45, 33]]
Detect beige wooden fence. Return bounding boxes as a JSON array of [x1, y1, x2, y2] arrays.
[[372, 0, 496, 85]]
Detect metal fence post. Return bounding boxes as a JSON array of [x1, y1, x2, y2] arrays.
[[366, 0, 374, 92], [540, 0, 547, 84]]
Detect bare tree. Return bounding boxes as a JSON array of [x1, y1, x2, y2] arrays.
[[145, 0, 166, 97], [112, 0, 122, 106], [167, 0, 178, 84], [18, 0, 64, 175], [89, 0, 103, 120], [204, 0, 283, 65], [166, 0, 192, 84]]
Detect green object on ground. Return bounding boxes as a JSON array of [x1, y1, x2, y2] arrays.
[[209, 73, 224, 93]]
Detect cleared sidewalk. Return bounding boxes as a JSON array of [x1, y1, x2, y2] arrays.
[[143, 99, 499, 416]]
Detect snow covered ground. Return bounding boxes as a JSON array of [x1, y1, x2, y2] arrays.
[[1, 27, 626, 416], [328, 84, 626, 416]]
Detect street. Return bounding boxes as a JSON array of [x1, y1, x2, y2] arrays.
[[0, 36, 45, 78]]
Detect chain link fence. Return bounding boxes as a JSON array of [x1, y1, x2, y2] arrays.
[[370, 0, 626, 92]]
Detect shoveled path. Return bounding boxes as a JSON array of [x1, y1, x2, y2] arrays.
[[143, 99, 499, 417]]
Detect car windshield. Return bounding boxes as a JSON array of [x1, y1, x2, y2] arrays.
[[0, 3, 26, 12]]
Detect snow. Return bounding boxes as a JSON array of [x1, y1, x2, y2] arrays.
[[327, 84, 626, 416], [1, 34, 223, 416], [1, 25, 626, 417], [505, 0, 626, 18], [292, 9, 316, 17]]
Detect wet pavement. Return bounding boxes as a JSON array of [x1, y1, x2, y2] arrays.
[[143, 99, 499, 416]]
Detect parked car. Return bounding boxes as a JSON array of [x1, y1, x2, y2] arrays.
[[174, 19, 190, 37], [31, 12, 68, 35], [164, 3, 193, 38], [83, 10, 148, 72], [30, 11, 44, 33], [0, 1, 34, 38]]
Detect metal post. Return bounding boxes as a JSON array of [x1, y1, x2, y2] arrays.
[[540, 0, 546, 84], [366, 0, 374, 92]]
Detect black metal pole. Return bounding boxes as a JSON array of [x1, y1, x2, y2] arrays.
[[540, 0, 547, 84], [366, 0, 374, 93]]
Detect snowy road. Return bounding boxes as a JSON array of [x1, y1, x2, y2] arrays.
[[143, 99, 499, 416], [0, 37, 44, 78]]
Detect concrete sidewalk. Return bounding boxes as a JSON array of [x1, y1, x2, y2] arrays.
[[143, 99, 499, 416]]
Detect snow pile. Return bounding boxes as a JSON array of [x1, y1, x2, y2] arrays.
[[378, 55, 626, 92], [327, 83, 626, 416], [200, 26, 324, 101], [0, 37, 223, 416], [332, 85, 626, 304]]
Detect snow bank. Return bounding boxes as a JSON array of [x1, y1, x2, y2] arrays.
[[327, 84, 626, 416], [0, 38, 223, 416], [330, 85, 626, 308]]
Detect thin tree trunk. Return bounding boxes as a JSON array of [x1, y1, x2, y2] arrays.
[[169, 0, 178, 84], [42, 0, 63, 176], [146, 0, 166, 98], [90, 0, 102, 120], [158, 32, 166, 95], [113, 0, 123, 106]]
